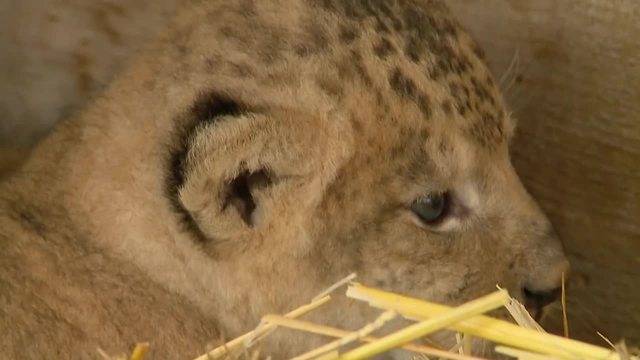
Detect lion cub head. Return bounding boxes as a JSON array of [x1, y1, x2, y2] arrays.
[[164, 0, 568, 328], [9, 0, 569, 355]]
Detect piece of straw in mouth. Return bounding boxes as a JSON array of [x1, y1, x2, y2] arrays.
[[347, 284, 621, 360], [291, 310, 398, 360], [313, 273, 357, 301], [260, 314, 485, 360], [497, 285, 545, 332], [195, 295, 331, 360], [338, 289, 509, 359]]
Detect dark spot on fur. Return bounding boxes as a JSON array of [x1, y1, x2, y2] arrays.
[[375, 17, 390, 33], [296, 22, 330, 57], [339, 25, 359, 43], [350, 50, 373, 86], [442, 100, 454, 116], [470, 76, 488, 101], [259, 39, 285, 64], [427, 64, 443, 80], [468, 111, 505, 147], [404, 38, 422, 62], [229, 62, 255, 77], [417, 94, 432, 118], [341, 2, 366, 19], [389, 67, 417, 98], [316, 0, 337, 11], [459, 103, 468, 116], [458, 54, 473, 72], [18, 211, 47, 237], [401, 7, 444, 62], [462, 87, 471, 103], [219, 26, 239, 41], [449, 80, 473, 116], [448, 81, 462, 100], [436, 58, 453, 75], [317, 0, 401, 31], [317, 76, 344, 98], [428, 35, 457, 60], [440, 18, 458, 37], [389, 67, 432, 117], [386, 12, 403, 31], [373, 37, 396, 58]]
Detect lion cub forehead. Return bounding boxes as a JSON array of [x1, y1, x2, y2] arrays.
[[180, 0, 512, 149], [298, 0, 512, 147]]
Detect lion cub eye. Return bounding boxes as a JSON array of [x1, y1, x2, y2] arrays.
[[410, 192, 449, 224]]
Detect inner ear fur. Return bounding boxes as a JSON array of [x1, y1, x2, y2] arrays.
[[177, 108, 353, 242]]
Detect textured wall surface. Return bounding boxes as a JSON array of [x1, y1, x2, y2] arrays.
[[0, 0, 180, 148], [1, 0, 638, 345], [446, 0, 640, 345]]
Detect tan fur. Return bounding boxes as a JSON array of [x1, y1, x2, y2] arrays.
[[0, 1, 568, 358]]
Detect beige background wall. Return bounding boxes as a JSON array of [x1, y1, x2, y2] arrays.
[[1, 0, 638, 345], [0, 0, 181, 148]]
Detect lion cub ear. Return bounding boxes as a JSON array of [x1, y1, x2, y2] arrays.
[[175, 104, 352, 242]]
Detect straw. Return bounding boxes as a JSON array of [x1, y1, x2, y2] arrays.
[[195, 295, 331, 360], [291, 310, 397, 360], [339, 290, 509, 359], [346, 284, 620, 360]]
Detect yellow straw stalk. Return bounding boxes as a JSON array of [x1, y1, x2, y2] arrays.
[[194, 295, 331, 360], [346, 284, 622, 360], [339, 290, 509, 359]]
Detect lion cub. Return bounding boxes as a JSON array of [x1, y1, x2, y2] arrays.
[[0, 0, 568, 358]]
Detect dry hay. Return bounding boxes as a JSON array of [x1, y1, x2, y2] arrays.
[[104, 274, 638, 360]]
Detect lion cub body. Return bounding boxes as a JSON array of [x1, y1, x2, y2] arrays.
[[0, 0, 568, 358]]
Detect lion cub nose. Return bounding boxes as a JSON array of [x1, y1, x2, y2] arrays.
[[523, 259, 570, 320], [523, 287, 561, 312]]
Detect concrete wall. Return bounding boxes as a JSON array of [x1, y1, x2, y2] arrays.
[[1, 0, 638, 345]]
